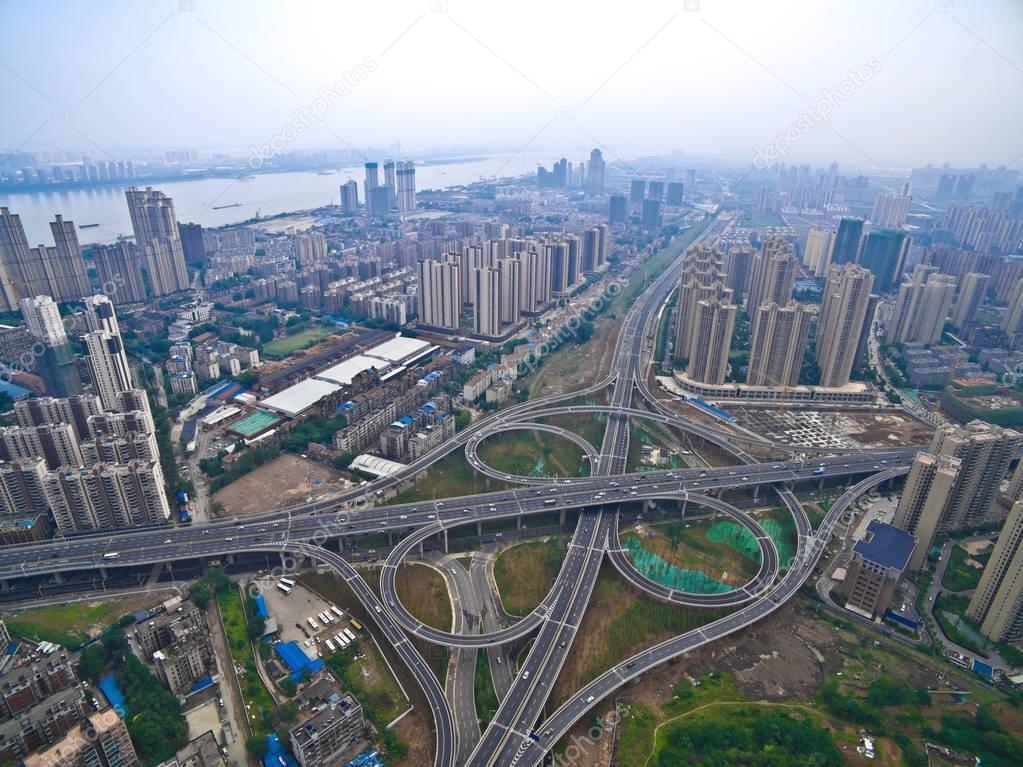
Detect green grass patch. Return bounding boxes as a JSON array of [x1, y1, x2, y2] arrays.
[[325, 641, 408, 726], [261, 325, 336, 358], [386, 451, 508, 505], [476, 428, 591, 478], [474, 651, 499, 729], [942, 542, 989, 592], [934, 593, 990, 656], [217, 588, 276, 735], [5, 601, 126, 649], [493, 537, 568, 616]]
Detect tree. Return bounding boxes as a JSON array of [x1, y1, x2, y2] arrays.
[[78, 644, 107, 681], [279, 678, 298, 697], [278, 701, 299, 723], [189, 581, 211, 608], [245, 735, 269, 760]]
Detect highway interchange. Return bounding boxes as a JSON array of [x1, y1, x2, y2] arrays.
[[0, 213, 925, 767]]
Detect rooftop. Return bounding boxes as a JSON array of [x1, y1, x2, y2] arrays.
[[853, 520, 916, 571]]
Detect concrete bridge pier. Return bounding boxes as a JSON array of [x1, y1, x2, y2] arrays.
[[442, 529, 449, 554], [516, 515, 523, 530], [477, 521, 483, 538], [52, 571, 62, 584], [559, 509, 567, 527]]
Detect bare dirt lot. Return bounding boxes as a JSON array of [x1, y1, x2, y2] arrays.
[[730, 407, 934, 449], [213, 454, 350, 516]]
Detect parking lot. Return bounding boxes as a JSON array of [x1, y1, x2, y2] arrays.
[[257, 577, 360, 660]]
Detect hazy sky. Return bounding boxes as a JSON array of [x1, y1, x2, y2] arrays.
[[2, 0, 1022, 170]]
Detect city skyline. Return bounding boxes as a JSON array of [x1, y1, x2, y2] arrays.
[[0, 1, 1021, 169]]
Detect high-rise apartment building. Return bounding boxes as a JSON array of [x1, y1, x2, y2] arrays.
[[363, 162, 379, 213], [673, 245, 730, 364], [0, 210, 90, 305], [858, 229, 910, 293], [46, 215, 91, 300], [416, 258, 461, 331], [586, 149, 605, 193], [641, 199, 661, 230], [816, 264, 874, 387], [629, 179, 645, 204], [382, 160, 397, 209], [1002, 278, 1023, 344], [889, 267, 956, 344], [90, 243, 147, 304], [967, 499, 1023, 641], [647, 180, 664, 201], [951, 272, 989, 330], [831, 217, 864, 266], [81, 296, 133, 411], [396, 160, 416, 212], [608, 195, 627, 224], [581, 225, 607, 274], [746, 237, 796, 312], [125, 187, 189, 295], [43, 460, 170, 532], [666, 182, 684, 206], [929, 421, 1023, 532], [19, 295, 81, 397], [746, 302, 814, 387], [473, 266, 501, 338], [804, 227, 835, 277], [870, 192, 912, 229], [893, 452, 960, 570], [686, 298, 736, 385], [339, 180, 359, 214]]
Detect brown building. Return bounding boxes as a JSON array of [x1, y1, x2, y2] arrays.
[[841, 520, 916, 620], [23, 710, 139, 767], [0, 654, 76, 718]]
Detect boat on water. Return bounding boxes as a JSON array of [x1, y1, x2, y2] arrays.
[[211, 202, 242, 210], [78, 223, 99, 229]]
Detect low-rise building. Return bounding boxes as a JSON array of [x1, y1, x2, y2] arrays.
[[288, 679, 364, 767]]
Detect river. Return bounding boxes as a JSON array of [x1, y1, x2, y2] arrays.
[[0, 152, 569, 246]]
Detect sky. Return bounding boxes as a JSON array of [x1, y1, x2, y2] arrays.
[[2, 0, 1022, 171]]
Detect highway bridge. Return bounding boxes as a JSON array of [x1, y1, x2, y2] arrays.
[[0, 213, 925, 767]]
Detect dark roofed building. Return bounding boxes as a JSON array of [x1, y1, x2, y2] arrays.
[[841, 520, 916, 620]]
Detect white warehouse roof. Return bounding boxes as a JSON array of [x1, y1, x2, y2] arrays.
[[260, 378, 342, 418], [349, 454, 406, 478], [315, 355, 388, 386], [364, 335, 433, 364]]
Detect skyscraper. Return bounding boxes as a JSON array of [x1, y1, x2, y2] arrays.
[[870, 191, 912, 229], [674, 245, 730, 364], [641, 199, 661, 230], [364, 162, 380, 213], [746, 238, 796, 313], [177, 222, 206, 265], [608, 195, 628, 224], [0, 207, 31, 310], [647, 180, 664, 201], [417, 258, 461, 331], [339, 180, 359, 214], [929, 421, 1023, 533], [91, 243, 147, 304], [746, 302, 814, 387], [951, 272, 989, 330], [889, 267, 956, 344], [47, 215, 91, 299], [383, 159, 397, 209], [816, 264, 874, 387], [686, 299, 736, 385], [1003, 278, 1023, 344], [19, 295, 81, 396], [666, 182, 684, 206], [125, 187, 189, 295], [967, 499, 1023, 641], [804, 227, 835, 277], [82, 296, 133, 411], [396, 161, 416, 212], [858, 229, 910, 293], [629, 179, 645, 204], [0, 210, 90, 305], [473, 266, 502, 338], [831, 217, 864, 266], [586, 149, 605, 193], [893, 452, 960, 570]]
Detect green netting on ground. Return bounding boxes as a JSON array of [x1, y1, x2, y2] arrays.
[[706, 519, 795, 571], [622, 536, 733, 594]]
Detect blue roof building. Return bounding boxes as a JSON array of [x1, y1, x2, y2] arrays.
[[842, 520, 917, 620]]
